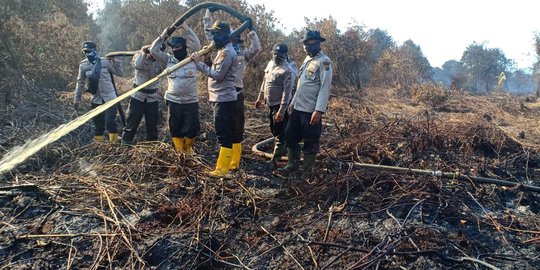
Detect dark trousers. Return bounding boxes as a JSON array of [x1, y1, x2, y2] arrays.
[[213, 101, 235, 148], [269, 105, 289, 146], [168, 101, 200, 138], [232, 90, 245, 143], [91, 102, 117, 136], [122, 97, 159, 142], [285, 109, 322, 155]]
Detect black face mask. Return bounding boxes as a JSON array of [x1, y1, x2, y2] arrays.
[[304, 42, 321, 57], [212, 33, 230, 49], [173, 48, 188, 61], [273, 54, 285, 65]]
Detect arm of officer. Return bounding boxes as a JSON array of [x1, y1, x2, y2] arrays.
[[132, 49, 147, 70], [182, 23, 201, 52], [203, 9, 213, 42], [150, 36, 168, 67], [195, 50, 233, 81], [74, 63, 86, 108], [279, 70, 293, 115], [310, 59, 333, 124], [244, 30, 261, 62], [255, 75, 265, 109], [314, 60, 333, 113]]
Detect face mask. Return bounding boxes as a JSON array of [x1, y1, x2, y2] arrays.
[[212, 33, 230, 49], [233, 44, 240, 54], [85, 50, 98, 64], [173, 48, 188, 61], [273, 54, 285, 65], [304, 42, 321, 57]]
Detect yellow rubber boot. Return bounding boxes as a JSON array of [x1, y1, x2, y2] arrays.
[[94, 135, 105, 142], [109, 133, 119, 143], [229, 143, 242, 170], [209, 147, 233, 177], [172, 137, 184, 152], [183, 137, 195, 155]]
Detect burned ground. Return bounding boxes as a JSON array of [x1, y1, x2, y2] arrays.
[[1, 87, 539, 269]]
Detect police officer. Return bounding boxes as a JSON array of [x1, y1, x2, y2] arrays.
[[277, 30, 333, 175], [204, 10, 261, 170], [191, 21, 238, 177], [74, 41, 124, 142], [150, 23, 201, 155], [121, 44, 165, 145], [255, 43, 293, 167]]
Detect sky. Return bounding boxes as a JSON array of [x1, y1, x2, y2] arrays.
[[89, 0, 539, 69]]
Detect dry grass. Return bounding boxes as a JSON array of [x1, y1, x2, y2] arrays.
[[1, 86, 540, 269]]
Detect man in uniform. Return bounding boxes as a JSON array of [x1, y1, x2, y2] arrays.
[[277, 30, 333, 175], [150, 23, 201, 154], [191, 21, 238, 177], [255, 43, 293, 167], [121, 44, 165, 145], [204, 10, 261, 170], [74, 41, 124, 142]]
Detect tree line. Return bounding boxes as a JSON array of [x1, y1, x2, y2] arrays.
[[1, 0, 539, 109]]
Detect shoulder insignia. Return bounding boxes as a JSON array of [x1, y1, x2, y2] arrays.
[[218, 51, 227, 63], [323, 61, 330, 71]]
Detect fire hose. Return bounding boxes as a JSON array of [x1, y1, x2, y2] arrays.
[[252, 137, 540, 193], [0, 2, 252, 176]]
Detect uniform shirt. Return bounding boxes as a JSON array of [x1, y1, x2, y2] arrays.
[[74, 57, 123, 104], [195, 43, 238, 103], [290, 51, 333, 113], [286, 60, 299, 84], [257, 60, 293, 113], [203, 13, 260, 90], [150, 28, 201, 105], [131, 51, 164, 103], [234, 31, 261, 89]]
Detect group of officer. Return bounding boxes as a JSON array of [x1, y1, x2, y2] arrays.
[[73, 10, 333, 177]]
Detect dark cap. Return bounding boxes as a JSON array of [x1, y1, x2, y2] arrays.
[[81, 41, 96, 52], [206, 21, 231, 34], [167, 36, 187, 48], [274, 43, 288, 56], [300, 30, 326, 43]]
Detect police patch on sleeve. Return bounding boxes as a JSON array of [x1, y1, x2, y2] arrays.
[[217, 51, 227, 63], [323, 61, 330, 71]]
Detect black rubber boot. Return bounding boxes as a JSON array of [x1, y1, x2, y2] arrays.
[[273, 147, 300, 176]]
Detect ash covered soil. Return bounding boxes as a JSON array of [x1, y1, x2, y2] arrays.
[[1, 88, 540, 269]]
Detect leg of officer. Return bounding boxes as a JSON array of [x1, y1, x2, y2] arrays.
[[122, 97, 145, 144], [145, 100, 159, 141], [91, 103, 106, 141], [230, 91, 245, 169]]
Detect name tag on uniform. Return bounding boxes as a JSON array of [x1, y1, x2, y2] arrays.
[[307, 61, 318, 76]]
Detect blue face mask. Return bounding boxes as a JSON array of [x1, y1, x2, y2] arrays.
[[304, 42, 321, 57], [85, 50, 98, 64], [212, 33, 230, 49]]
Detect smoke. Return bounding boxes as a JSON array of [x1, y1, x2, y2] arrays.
[[96, 0, 125, 52]]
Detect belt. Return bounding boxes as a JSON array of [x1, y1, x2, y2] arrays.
[[133, 84, 158, 94], [141, 89, 158, 94]]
